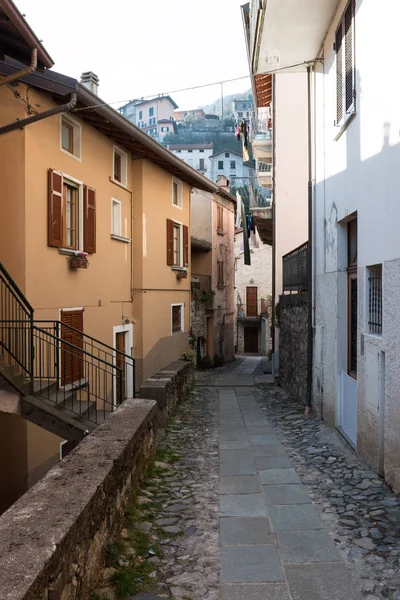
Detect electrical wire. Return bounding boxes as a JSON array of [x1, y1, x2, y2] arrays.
[[73, 75, 251, 113]]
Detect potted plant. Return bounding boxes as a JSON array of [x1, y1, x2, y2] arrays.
[[176, 267, 188, 280], [69, 251, 89, 269]]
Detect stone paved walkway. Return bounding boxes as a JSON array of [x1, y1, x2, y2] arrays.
[[217, 358, 362, 600], [109, 356, 400, 600]]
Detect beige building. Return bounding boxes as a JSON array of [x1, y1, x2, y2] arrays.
[[0, 47, 221, 511], [191, 185, 236, 362], [234, 229, 272, 354]]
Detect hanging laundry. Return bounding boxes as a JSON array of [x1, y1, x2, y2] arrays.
[[235, 192, 242, 229], [241, 200, 251, 266], [235, 124, 241, 141]]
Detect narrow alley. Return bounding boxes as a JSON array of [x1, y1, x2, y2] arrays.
[[99, 357, 400, 600]]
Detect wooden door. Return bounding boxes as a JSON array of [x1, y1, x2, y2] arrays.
[[244, 327, 259, 353], [60, 310, 84, 386], [115, 332, 126, 403], [246, 287, 258, 317]]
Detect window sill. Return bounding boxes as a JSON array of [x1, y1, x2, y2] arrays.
[[171, 266, 187, 271], [111, 234, 131, 243], [109, 177, 128, 190], [334, 111, 356, 141], [60, 147, 82, 162], [59, 248, 82, 256], [172, 202, 183, 210]]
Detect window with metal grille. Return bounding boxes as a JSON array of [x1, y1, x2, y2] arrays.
[[335, 0, 355, 126], [368, 265, 382, 335]]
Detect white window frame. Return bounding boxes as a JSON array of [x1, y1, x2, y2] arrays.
[[172, 178, 183, 209], [171, 303, 184, 335], [172, 220, 183, 267], [111, 198, 122, 237], [335, 0, 356, 134], [59, 172, 84, 254], [60, 113, 82, 161], [112, 145, 128, 188]]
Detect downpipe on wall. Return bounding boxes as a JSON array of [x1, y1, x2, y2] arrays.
[[306, 65, 314, 413]]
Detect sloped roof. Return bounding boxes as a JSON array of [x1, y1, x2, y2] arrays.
[[120, 95, 179, 111]]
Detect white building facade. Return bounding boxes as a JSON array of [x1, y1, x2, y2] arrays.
[[210, 150, 252, 183], [168, 144, 214, 176], [252, 0, 400, 492]]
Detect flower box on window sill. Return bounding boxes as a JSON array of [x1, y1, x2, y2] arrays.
[[69, 253, 89, 269], [175, 268, 188, 280]]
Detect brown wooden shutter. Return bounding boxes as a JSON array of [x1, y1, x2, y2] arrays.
[[60, 309, 84, 385], [166, 219, 174, 265], [183, 225, 189, 267], [84, 186, 96, 254], [48, 168, 64, 248]]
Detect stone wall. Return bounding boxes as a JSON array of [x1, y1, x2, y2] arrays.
[[191, 299, 206, 341], [139, 359, 194, 426], [0, 399, 158, 600], [279, 293, 309, 405]]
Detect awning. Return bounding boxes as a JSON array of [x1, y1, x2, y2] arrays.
[[254, 74, 272, 108]]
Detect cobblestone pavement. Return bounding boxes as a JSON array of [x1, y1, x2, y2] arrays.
[[104, 357, 400, 600]]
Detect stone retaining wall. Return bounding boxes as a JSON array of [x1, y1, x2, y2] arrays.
[[0, 399, 158, 600], [139, 359, 194, 426], [279, 293, 309, 404]]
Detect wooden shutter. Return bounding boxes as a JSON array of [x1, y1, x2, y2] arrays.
[[335, 23, 344, 124], [84, 186, 96, 254], [166, 219, 174, 265], [48, 168, 64, 248], [183, 225, 189, 267], [345, 0, 354, 112], [61, 309, 84, 385]]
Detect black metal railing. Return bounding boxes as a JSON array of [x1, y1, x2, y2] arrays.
[[0, 263, 34, 387], [32, 326, 124, 425], [282, 242, 309, 293], [0, 261, 135, 425]]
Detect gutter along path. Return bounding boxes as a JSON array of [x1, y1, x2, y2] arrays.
[[104, 357, 399, 600]]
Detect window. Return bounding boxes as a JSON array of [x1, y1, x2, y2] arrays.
[[188, 158, 193, 166], [199, 158, 205, 170], [172, 304, 183, 334], [225, 152, 230, 158], [149, 107, 154, 117], [172, 179, 182, 208], [64, 182, 78, 248], [237, 111, 243, 118], [166, 219, 188, 267], [217, 260, 224, 287], [48, 169, 96, 254], [139, 110, 143, 120], [149, 117, 156, 126], [113, 146, 127, 186], [335, 0, 355, 127], [111, 199, 121, 236], [173, 224, 180, 266], [218, 161, 224, 170], [188, 149, 193, 153], [60, 115, 81, 159], [217, 204, 223, 233], [230, 160, 236, 170], [161, 126, 169, 132], [368, 265, 382, 335], [199, 149, 204, 153]]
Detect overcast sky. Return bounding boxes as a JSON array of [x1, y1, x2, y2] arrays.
[[20, 0, 251, 110]]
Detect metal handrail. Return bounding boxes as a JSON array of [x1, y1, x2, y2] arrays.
[[34, 320, 133, 363], [0, 262, 33, 316]]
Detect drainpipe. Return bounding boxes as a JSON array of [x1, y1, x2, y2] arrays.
[[0, 48, 37, 86], [0, 92, 77, 136], [306, 66, 313, 411], [271, 75, 276, 370]]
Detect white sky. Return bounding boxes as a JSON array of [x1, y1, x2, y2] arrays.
[[20, 0, 251, 110]]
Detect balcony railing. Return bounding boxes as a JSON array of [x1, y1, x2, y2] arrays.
[[250, 116, 272, 141], [282, 241, 309, 293]]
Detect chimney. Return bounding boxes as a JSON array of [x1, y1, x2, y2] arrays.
[[216, 174, 230, 192], [80, 71, 99, 95]]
